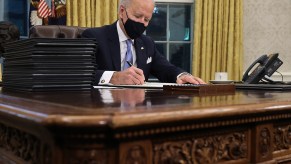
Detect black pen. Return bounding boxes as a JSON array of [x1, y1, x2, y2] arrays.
[[126, 61, 133, 67]]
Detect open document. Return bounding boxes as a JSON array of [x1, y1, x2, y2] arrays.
[[94, 83, 236, 95], [94, 82, 178, 89]]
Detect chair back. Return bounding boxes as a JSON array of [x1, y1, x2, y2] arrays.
[[29, 25, 87, 38]]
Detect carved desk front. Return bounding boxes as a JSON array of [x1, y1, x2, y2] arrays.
[[0, 88, 291, 164]]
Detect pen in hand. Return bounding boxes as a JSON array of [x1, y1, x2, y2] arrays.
[[126, 61, 146, 83], [126, 61, 133, 67]]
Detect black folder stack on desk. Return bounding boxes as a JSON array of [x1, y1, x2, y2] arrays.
[[2, 38, 97, 91]]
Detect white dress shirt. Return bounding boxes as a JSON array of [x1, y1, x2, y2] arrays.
[[98, 20, 136, 84]]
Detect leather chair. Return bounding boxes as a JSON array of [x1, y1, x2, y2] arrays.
[[0, 21, 20, 53], [29, 25, 88, 38]]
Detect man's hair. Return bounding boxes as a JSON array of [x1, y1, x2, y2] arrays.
[[119, 0, 131, 9], [119, 0, 155, 9]]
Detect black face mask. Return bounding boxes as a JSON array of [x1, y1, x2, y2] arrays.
[[122, 10, 146, 39]]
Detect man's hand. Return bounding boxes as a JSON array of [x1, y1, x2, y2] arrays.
[[110, 67, 145, 85], [176, 73, 206, 84]]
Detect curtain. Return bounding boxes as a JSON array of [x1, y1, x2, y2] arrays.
[[66, 0, 118, 27], [193, 0, 243, 82]]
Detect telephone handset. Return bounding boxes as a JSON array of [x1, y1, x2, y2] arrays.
[[242, 53, 283, 84]]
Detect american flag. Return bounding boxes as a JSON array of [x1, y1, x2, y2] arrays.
[[38, 0, 52, 18]]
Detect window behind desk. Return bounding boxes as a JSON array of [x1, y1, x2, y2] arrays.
[[146, 0, 194, 74]]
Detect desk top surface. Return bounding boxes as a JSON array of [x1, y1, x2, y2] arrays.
[[1, 88, 291, 128]]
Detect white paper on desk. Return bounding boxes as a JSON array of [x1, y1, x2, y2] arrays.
[[93, 85, 119, 89], [94, 82, 178, 89]]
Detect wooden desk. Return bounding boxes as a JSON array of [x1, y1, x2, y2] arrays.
[[1, 88, 291, 164]]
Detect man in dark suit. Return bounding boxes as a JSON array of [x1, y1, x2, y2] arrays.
[[82, 0, 205, 85]]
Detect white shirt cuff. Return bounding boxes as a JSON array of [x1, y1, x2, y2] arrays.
[[99, 71, 115, 84], [177, 72, 191, 78]]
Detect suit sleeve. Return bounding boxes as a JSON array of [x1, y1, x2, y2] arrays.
[[82, 29, 106, 84]]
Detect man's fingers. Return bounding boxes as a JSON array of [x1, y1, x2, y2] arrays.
[[177, 74, 206, 84], [131, 67, 145, 82], [126, 67, 145, 84], [195, 77, 206, 84]]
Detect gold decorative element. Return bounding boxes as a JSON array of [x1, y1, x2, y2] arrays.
[[30, 0, 39, 8], [55, 5, 66, 18]]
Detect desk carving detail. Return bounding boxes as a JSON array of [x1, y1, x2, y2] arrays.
[[3, 89, 291, 163], [125, 145, 146, 164], [260, 128, 271, 158], [0, 123, 52, 164], [274, 125, 291, 151], [153, 132, 247, 164]]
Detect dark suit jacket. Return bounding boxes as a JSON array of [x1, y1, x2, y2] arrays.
[[82, 21, 184, 84]]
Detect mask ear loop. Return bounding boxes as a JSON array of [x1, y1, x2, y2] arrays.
[[124, 9, 130, 19], [120, 5, 129, 25], [121, 17, 125, 26]]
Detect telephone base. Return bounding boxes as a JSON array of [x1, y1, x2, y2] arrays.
[[258, 81, 291, 85]]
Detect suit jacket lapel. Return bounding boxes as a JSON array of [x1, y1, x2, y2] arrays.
[[107, 22, 121, 71], [135, 38, 147, 72]]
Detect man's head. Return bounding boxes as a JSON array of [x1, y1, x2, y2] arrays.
[[118, 0, 155, 39]]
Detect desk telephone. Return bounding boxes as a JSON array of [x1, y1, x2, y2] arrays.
[[242, 53, 283, 84]]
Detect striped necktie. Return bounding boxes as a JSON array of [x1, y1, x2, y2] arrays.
[[123, 39, 133, 70]]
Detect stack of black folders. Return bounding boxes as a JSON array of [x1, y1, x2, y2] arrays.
[[2, 38, 97, 91]]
